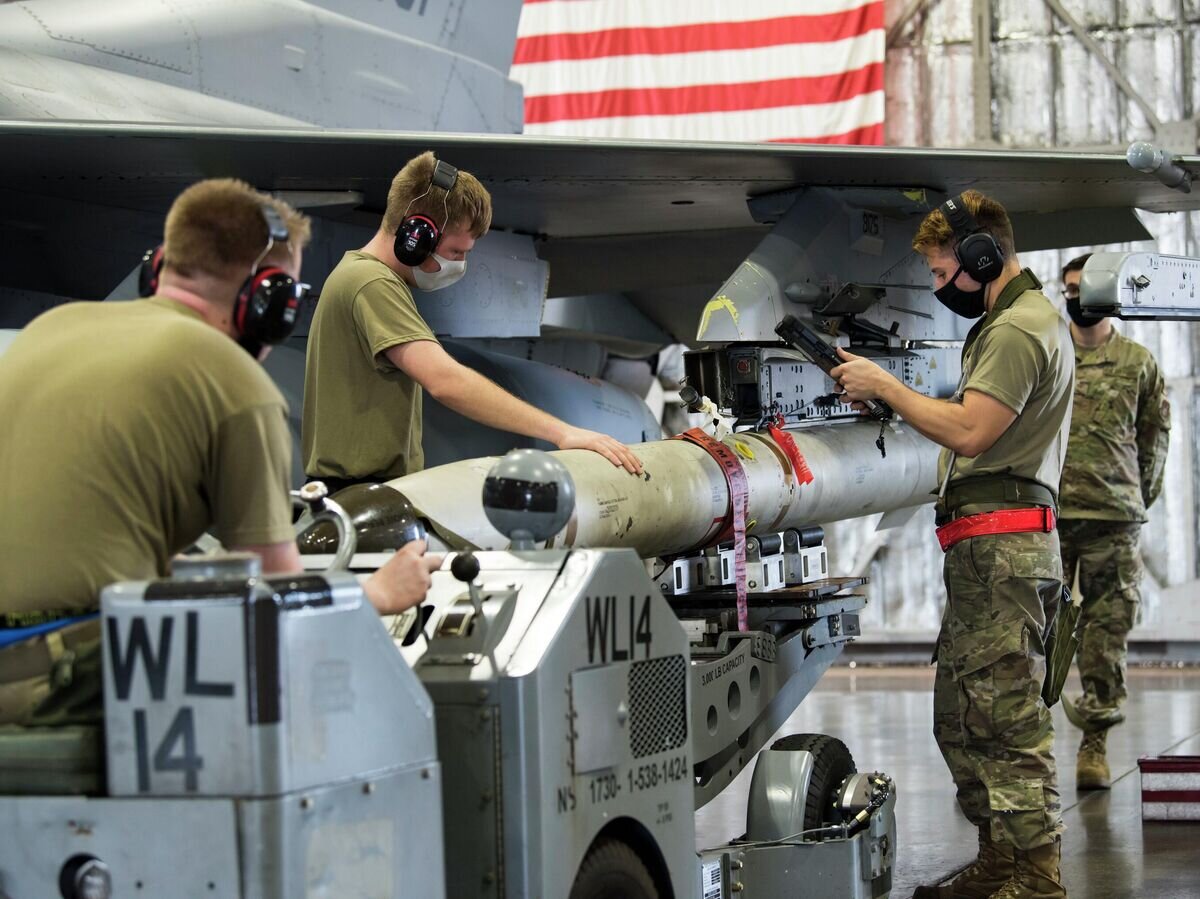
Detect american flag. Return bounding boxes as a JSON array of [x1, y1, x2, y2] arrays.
[[511, 0, 885, 144]]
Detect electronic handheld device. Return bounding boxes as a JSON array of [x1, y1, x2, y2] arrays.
[[775, 315, 894, 423]]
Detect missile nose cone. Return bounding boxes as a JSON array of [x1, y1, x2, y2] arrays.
[[1126, 140, 1192, 191], [297, 482, 427, 553], [1126, 140, 1160, 173]]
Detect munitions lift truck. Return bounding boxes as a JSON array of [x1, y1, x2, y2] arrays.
[[0, 461, 896, 898]]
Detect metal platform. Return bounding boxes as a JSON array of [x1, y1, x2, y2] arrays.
[[673, 576, 869, 607]]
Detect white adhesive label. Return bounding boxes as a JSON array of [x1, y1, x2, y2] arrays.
[[701, 860, 723, 899]]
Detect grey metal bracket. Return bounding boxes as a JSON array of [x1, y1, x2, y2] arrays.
[[687, 586, 868, 810], [1080, 251, 1200, 320], [698, 188, 966, 346]]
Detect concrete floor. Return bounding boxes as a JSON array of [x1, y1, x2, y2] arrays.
[[695, 666, 1200, 898]]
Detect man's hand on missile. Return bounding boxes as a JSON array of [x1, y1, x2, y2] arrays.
[[830, 347, 900, 405], [557, 426, 644, 475], [364, 539, 444, 615]]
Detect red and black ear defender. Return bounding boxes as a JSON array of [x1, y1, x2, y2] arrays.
[[393, 158, 459, 267], [138, 245, 164, 297], [940, 194, 1005, 284], [233, 205, 302, 355], [140, 206, 304, 356]]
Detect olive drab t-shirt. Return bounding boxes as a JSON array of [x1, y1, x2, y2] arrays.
[[0, 297, 295, 616], [937, 269, 1075, 497], [302, 251, 439, 481]]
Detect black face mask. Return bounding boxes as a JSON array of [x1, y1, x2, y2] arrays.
[[1065, 295, 1104, 329], [934, 265, 986, 319]]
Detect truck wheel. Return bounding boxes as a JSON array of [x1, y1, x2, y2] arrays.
[[769, 733, 857, 829], [569, 838, 659, 899]]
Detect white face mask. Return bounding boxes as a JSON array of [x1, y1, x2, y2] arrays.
[[411, 253, 466, 292]]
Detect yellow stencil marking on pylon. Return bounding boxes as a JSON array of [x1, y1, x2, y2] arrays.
[[698, 295, 739, 336]]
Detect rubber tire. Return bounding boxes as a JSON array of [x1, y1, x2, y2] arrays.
[[569, 838, 660, 899], [769, 732, 857, 829]]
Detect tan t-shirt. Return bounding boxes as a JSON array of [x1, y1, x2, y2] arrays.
[[302, 251, 438, 480], [937, 270, 1075, 496], [0, 297, 294, 615]]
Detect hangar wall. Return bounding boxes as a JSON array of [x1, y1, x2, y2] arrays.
[[831, 0, 1200, 638]]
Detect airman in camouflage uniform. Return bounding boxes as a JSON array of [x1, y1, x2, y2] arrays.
[[833, 191, 1072, 897], [1057, 253, 1170, 790]]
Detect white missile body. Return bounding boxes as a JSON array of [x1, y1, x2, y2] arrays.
[[386, 420, 940, 558]]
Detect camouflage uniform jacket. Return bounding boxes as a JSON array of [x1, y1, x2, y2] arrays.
[[1058, 329, 1170, 522]]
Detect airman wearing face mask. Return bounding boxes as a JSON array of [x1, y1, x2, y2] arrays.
[[302, 151, 642, 492], [1056, 252, 1170, 793], [831, 190, 1074, 899], [411, 253, 467, 292]]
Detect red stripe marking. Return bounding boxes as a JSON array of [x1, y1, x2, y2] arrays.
[[514, 5, 883, 65], [1139, 757, 1200, 774], [1141, 790, 1200, 802], [523, 62, 882, 124], [770, 122, 885, 146]]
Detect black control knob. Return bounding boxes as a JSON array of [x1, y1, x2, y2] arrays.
[[59, 854, 112, 899], [678, 384, 702, 412], [451, 551, 480, 584]]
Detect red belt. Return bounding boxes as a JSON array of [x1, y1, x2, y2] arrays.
[[936, 507, 1056, 552]]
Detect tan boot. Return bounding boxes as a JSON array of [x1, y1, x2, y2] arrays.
[[988, 840, 1067, 898], [1076, 730, 1110, 790], [912, 827, 1015, 898]]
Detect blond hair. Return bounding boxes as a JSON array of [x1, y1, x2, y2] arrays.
[[382, 151, 492, 239], [163, 178, 312, 280], [912, 189, 1015, 258]]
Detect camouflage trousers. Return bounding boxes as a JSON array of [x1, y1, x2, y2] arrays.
[[934, 530, 1064, 850], [0, 620, 103, 727], [1059, 519, 1142, 731]]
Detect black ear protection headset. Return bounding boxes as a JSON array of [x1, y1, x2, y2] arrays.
[[138, 204, 305, 354], [138, 245, 165, 297], [939, 194, 1006, 284], [393, 157, 459, 267], [232, 205, 303, 353]]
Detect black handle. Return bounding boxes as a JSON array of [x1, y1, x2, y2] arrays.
[[451, 552, 480, 583], [775, 316, 893, 422]]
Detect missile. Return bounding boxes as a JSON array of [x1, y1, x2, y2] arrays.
[[1127, 141, 1193, 193], [312, 421, 940, 559]]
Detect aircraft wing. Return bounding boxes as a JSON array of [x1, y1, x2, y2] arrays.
[[2, 120, 1198, 316]]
